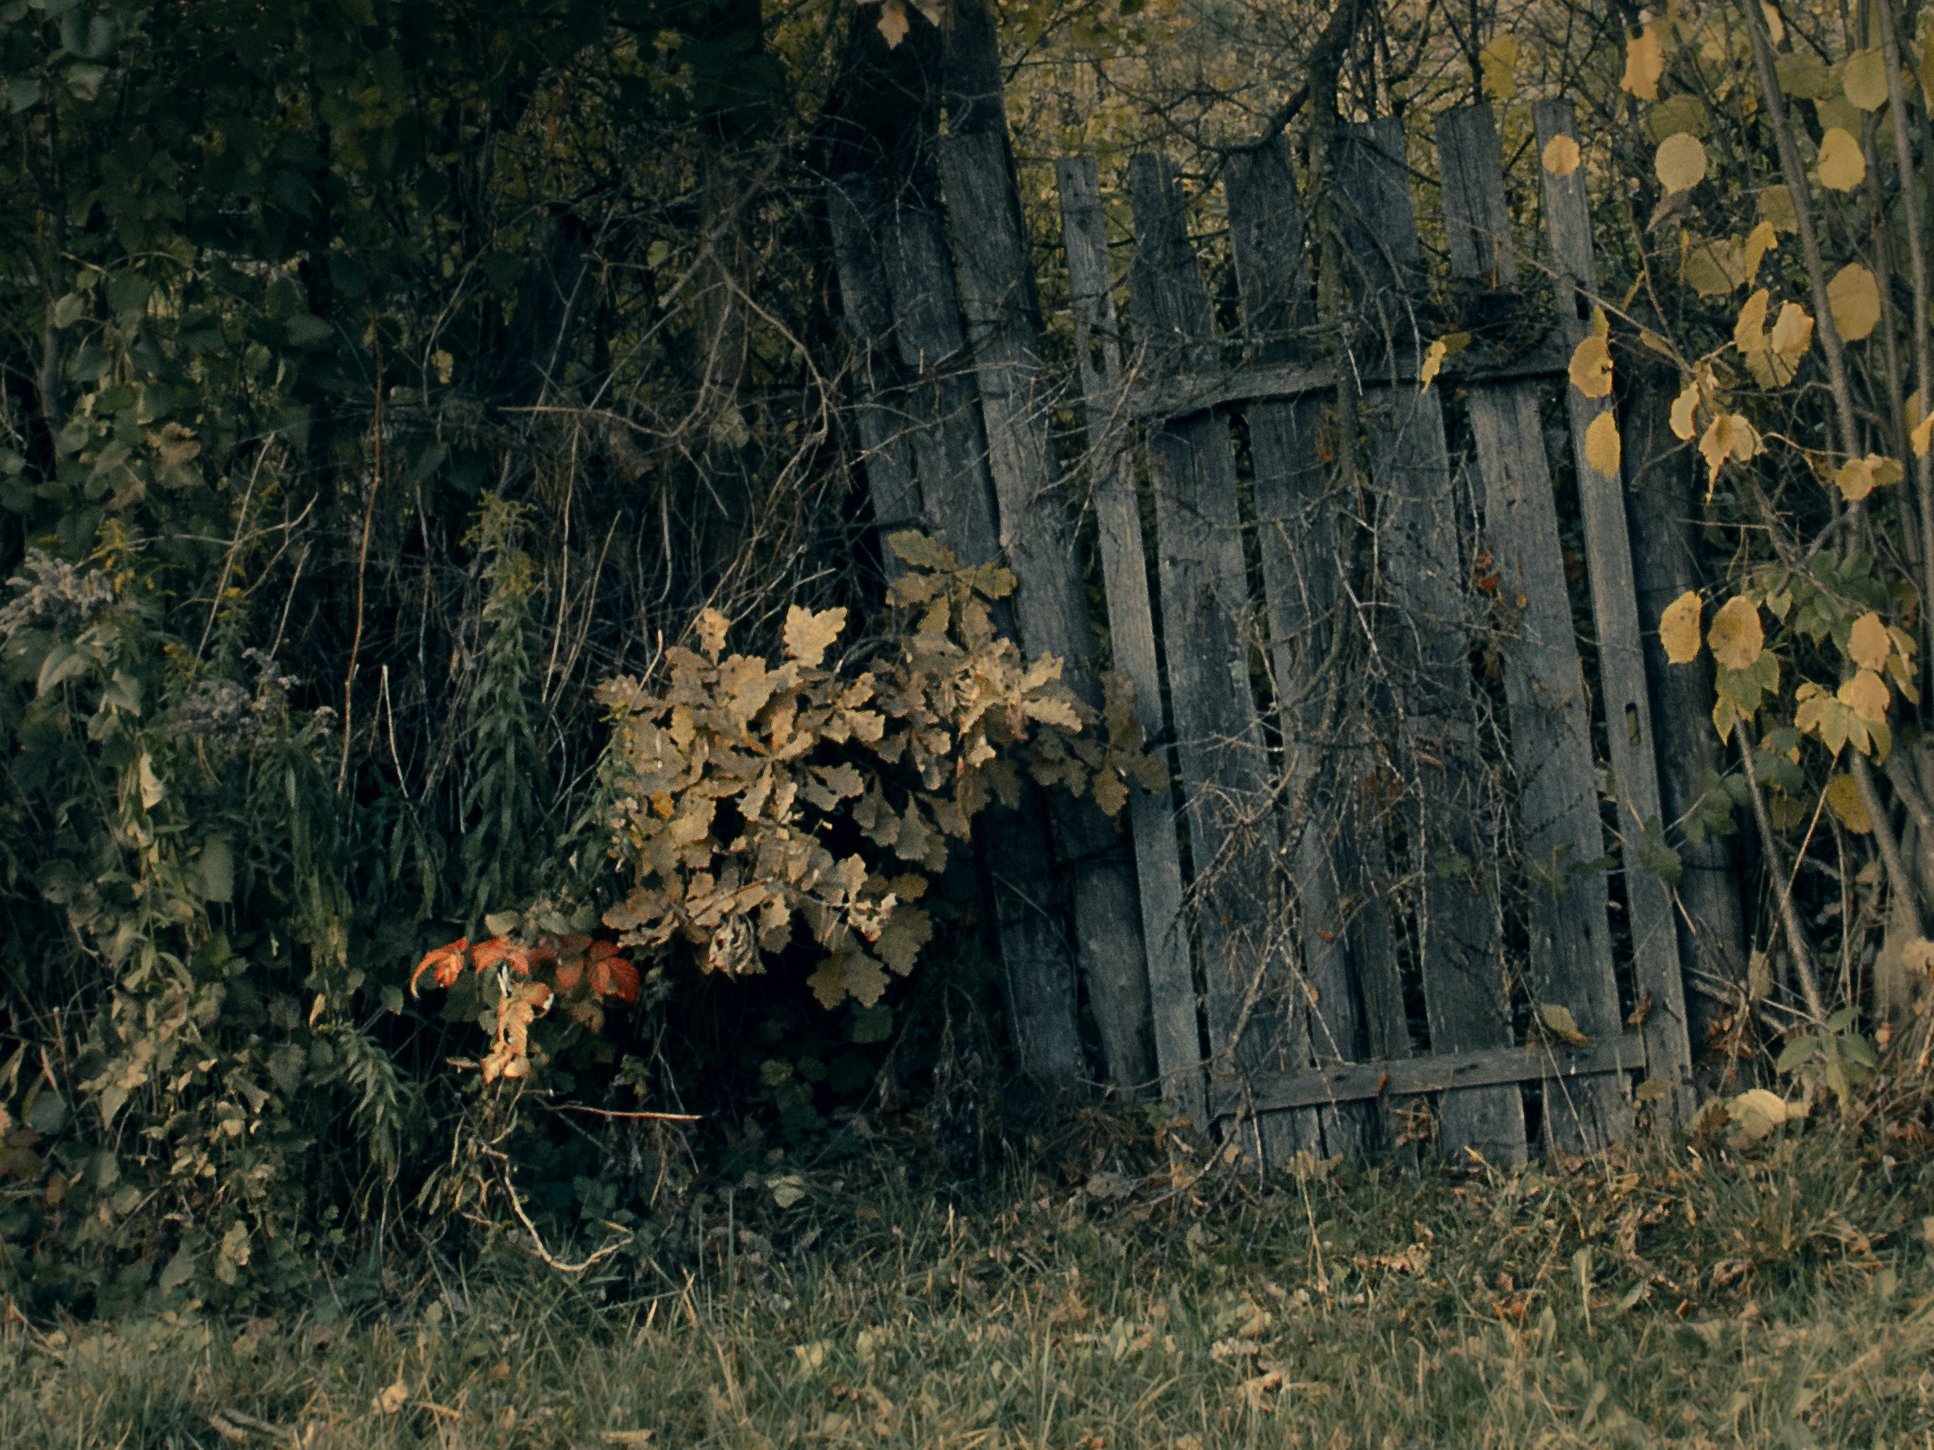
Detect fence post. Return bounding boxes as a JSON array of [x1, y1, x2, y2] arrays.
[[1224, 138, 1383, 1158], [1126, 153, 1326, 1166], [1056, 158, 1207, 1129], [939, 131, 1157, 1093], [1534, 101, 1698, 1127], [828, 177, 1087, 1088], [1438, 103, 1632, 1153], [1335, 119, 1529, 1167]]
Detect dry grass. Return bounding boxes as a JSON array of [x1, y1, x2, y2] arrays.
[[5, 1121, 1933, 1448]]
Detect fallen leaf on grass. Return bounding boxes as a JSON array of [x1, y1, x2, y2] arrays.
[[601, 1433, 658, 1447]]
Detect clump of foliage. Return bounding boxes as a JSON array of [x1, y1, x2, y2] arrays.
[[412, 531, 1160, 1085], [1536, 0, 1934, 1110]]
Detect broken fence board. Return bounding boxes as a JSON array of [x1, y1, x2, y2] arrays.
[[876, 198, 1085, 1088], [1534, 100, 1696, 1127], [1128, 151, 1321, 1167], [940, 131, 1157, 1093], [1336, 119, 1529, 1167], [1056, 157, 1206, 1128], [1237, 1033, 1648, 1116], [1438, 104, 1631, 1154], [1225, 137, 1378, 1159]]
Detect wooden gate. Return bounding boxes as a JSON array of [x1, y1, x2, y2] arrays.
[[829, 102, 1731, 1167]]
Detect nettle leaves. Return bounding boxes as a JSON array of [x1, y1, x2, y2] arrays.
[[593, 532, 1160, 1012]]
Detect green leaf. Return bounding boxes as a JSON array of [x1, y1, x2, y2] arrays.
[[196, 837, 235, 903], [850, 1002, 893, 1044]]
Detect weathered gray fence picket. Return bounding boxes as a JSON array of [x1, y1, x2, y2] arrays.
[[829, 98, 1736, 1167]]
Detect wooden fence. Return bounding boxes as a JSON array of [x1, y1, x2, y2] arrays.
[[827, 100, 1747, 1168]]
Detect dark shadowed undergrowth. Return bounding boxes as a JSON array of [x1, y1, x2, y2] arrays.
[[4, 1120, 1931, 1449]]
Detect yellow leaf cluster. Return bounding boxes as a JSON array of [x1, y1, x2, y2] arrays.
[[591, 536, 1164, 1010], [1829, 454, 1903, 501]]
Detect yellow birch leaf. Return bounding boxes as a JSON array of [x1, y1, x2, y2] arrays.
[[1824, 773, 1873, 833], [1826, 263, 1880, 340], [1759, 184, 1799, 232], [1777, 51, 1833, 98], [1419, 338, 1447, 391], [1708, 596, 1765, 669], [1659, 590, 1704, 664], [1479, 35, 1519, 101], [1847, 611, 1891, 672], [1912, 408, 1934, 457], [1584, 411, 1622, 475], [1645, 94, 1709, 142], [1742, 220, 1778, 278], [1816, 127, 1866, 190], [1761, 2, 1785, 44], [1683, 235, 1743, 296], [1655, 132, 1708, 192], [1542, 133, 1581, 177], [1831, 454, 1903, 500], [1569, 333, 1613, 398], [1840, 668, 1890, 724], [1622, 27, 1665, 100], [1698, 412, 1759, 483], [1669, 381, 1701, 440], [1733, 287, 1769, 350], [1842, 48, 1888, 111], [1769, 301, 1813, 357]]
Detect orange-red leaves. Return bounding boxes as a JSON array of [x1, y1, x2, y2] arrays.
[[586, 941, 641, 1003], [546, 935, 638, 1001], [471, 936, 533, 977], [410, 938, 470, 996]]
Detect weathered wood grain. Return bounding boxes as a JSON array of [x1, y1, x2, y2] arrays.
[[1438, 104, 1630, 1153], [1126, 338, 1569, 421], [824, 171, 924, 568], [1534, 100, 1696, 1127], [872, 196, 1085, 1087], [1128, 152, 1321, 1166], [939, 132, 1157, 1093], [1224, 137, 1381, 1158], [1238, 1033, 1647, 1115], [1335, 118, 1528, 1167], [1056, 157, 1206, 1129]]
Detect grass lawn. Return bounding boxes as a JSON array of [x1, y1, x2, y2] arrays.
[[5, 1124, 1932, 1448]]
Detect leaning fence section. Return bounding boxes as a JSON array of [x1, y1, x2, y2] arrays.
[[834, 99, 1716, 1168]]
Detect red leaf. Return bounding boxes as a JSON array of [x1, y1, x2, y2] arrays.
[[588, 947, 641, 1003], [472, 936, 533, 976], [409, 938, 470, 996]]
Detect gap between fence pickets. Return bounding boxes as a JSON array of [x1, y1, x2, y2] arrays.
[[1129, 335, 1570, 421], [1225, 1033, 1648, 1116]]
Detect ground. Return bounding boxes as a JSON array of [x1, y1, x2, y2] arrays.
[[5, 1124, 1932, 1448]]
